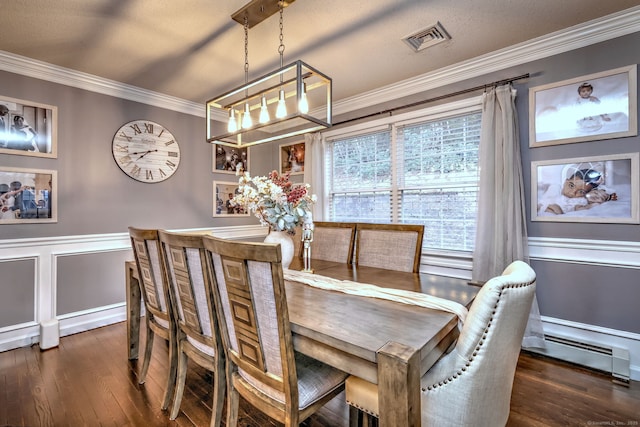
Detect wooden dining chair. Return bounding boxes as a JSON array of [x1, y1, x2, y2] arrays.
[[128, 227, 177, 411], [309, 221, 357, 264], [345, 260, 536, 427], [158, 230, 225, 427], [202, 235, 349, 427], [355, 223, 424, 273]]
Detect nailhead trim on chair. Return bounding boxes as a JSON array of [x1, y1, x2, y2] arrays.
[[423, 280, 535, 392], [346, 400, 379, 417]]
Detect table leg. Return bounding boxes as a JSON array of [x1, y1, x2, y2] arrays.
[[125, 260, 141, 360], [377, 341, 421, 427]]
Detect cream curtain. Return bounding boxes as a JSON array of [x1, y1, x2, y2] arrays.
[[304, 133, 324, 220], [472, 84, 546, 349]]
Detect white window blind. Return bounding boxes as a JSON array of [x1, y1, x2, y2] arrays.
[[325, 106, 481, 252], [396, 113, 481, 251]]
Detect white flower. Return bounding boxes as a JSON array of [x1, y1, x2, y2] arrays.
[[232, 170, 316, 234]]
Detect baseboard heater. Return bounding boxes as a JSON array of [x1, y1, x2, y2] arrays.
[[529, 334, 630, 385]]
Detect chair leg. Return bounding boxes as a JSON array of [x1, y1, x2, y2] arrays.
[[169, 346, 188, 420], [225, 385, 240, 427], [209, 356, 225, 427], [138, 320, 155, 384], [161, 336, 178, 410], [349, 405, 362, 427], [284, 411, 300, 427]]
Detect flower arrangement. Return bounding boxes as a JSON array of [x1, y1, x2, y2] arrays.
[[233, 170, 316, 234]]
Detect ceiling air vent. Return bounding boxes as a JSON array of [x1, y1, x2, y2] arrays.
[[403, 22, 450, 52]]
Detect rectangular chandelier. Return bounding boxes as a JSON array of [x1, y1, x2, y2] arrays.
[[206, 60, 332, 148]]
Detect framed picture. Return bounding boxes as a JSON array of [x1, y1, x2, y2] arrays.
[[0, 95, 57, 158], [529, 64, 637, 147], [213, 180, 249, 217], [0, 166, 57, 224], [213, 145, 249, 174], [279, 141, 305, 175], [531, 152, 639, 223]]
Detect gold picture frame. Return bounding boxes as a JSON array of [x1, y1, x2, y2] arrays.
[[0, 95, 57, 158], [279, 141, 305, 175], [213, 180, 249, 217], [213, 145, 249, 174], [0, 166, 57, 224]]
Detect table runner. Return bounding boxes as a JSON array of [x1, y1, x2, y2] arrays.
[[284, 269, 468, 327]]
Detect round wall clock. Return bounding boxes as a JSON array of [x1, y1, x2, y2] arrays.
[[112, 120, 181, 183]]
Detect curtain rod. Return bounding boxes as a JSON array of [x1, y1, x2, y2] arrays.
[[333, 73, 530, 127]]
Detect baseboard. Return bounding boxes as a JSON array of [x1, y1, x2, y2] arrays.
[[536, 316, 640, 381], [0, 321, 39, 353], [57, 304, 127, 338]]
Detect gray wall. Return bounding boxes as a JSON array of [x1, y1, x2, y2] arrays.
[[0, 69, 281, 240], [0, 258, 34, 327]]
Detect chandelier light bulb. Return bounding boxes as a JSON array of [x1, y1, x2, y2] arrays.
[[241, 103, 253, 129], [227, 108, 238, 132], [276, 89, 287, 118], [299, 82, 309, 114], [259, 95, 270, 124]]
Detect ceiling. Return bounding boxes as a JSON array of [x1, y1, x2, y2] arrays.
[[1, 1, 639, 106]]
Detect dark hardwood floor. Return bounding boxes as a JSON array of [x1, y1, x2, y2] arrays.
[[1, 321, 638, 427]]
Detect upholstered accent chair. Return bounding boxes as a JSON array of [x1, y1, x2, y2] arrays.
[[345, 260, 536, 427], [128, 227, 176, 410], [355, 223, 424, 273], [158, 231, 225, 427], [309, 221, 357, 264], [202, 235, 349, 427]]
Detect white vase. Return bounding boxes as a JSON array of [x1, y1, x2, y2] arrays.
[[264, 230, 295, 269]]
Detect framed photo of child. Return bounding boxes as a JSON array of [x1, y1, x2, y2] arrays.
[[531, 153, 639, 223], [0, 95, 57, 158], [279, 141, 305, 175], [529, 65, 637, 147], [0, 166, 57, 224], [213, 180, 249, 217]]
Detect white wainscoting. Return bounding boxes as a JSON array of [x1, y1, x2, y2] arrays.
[[0, 225, 267, 353], [529, 237, 640, 381]]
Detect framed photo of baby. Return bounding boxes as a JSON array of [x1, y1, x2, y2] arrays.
[[529, 65, 637, 147], [0, 166, 57, 224], [531, 153, 639, 223], [279, 141, 305, 175], [213, 180, 249, 218], [0, 95, 57, 158]]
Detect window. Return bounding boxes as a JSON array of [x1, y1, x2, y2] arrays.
[[324, 99, 482, 252]]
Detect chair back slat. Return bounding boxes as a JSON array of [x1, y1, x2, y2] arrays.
[[160, 232, 215, 349], [128, 227, 169, 321], [355, 223, 424, 273], [311, 222, 357, 263]]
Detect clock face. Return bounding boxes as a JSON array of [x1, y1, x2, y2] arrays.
[[112, 120, 181, 183]]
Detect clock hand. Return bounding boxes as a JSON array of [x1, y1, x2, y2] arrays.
[[137, 149, 158, 160]]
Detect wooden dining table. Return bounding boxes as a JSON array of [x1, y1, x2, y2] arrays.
[[125, 257, 479, 426]]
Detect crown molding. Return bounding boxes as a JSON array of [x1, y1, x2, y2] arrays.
[[333, 6, 640, 116], [1, 6, 638, 118], [0, 50, 205, 117]]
